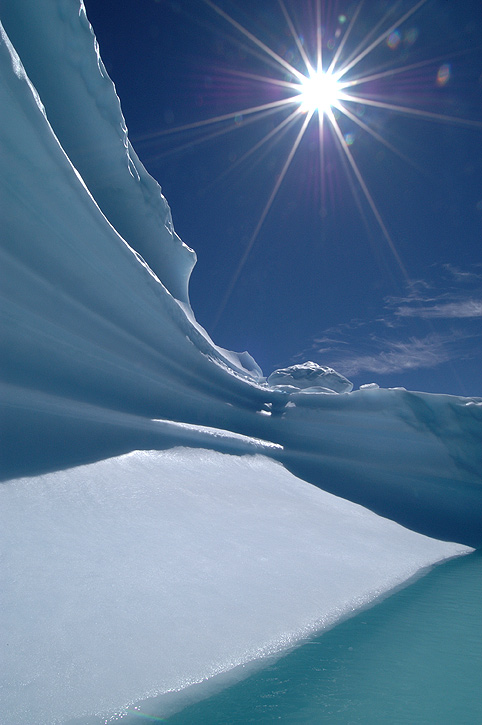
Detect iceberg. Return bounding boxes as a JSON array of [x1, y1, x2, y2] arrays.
[[0, 3, 481, 723]]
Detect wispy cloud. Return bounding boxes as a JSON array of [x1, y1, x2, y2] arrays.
[[328, 333, 460, 377], [396, 300, 482, 318], [389, 264, 482, 319], [441, 262, 482, 283], [387, 265, 481, 305], [296, 263, 482, 381]]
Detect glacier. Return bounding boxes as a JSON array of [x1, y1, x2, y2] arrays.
[[0, 2, 481, 723]]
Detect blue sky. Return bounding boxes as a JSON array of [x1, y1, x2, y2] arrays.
[[84, 0, 482, 396]]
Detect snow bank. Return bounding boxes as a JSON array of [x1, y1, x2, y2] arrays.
[[0, 448, 470, 724]]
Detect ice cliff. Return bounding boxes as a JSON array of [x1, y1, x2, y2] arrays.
[[1, 2, 481, 723]]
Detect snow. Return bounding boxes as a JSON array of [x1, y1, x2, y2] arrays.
[[1, 3, 481, 723], [267, 361, 354, 393], [0, 448, 470, 724]]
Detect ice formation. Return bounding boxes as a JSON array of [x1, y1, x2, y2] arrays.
[[0, 0, 195, 305], [1, 3, 481, 723], [1, 450, 471, 724], [267, 361, 354, 393]]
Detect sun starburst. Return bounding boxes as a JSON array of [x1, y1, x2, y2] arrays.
[[136, 0, 481, 325]]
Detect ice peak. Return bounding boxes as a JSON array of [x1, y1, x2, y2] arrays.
[[267, 361, 353, 393]]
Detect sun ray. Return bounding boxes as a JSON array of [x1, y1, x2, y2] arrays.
[[317, 109, 326, 221], [330, 123, 399, 287], [134, 97, 301, 143], [278, 0, 313, 75], [341, 94, 482, 129], [208, 107, 304, 188], [337, 102, 425, 173], [341, 48, 473, 89], [327, 0, 364, 76], [316, 0, 322, 74], [216, 67, 302, 92], [327, 109, 408, 278], [212, 111, 314, 328], [143, 104, 291, 165], [334, 1, 401, 78], [337, 0, 429, 80], [201, 0, 306, 82]]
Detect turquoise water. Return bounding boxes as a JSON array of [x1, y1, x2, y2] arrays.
[[164, 550, 482, 724]]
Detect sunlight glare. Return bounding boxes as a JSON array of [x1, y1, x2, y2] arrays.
[[298, 70, 341, 114]]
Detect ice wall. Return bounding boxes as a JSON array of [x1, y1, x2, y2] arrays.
[[1, 2, 481, 546], [0, 9, 266, 439], [0, 0, 196, 304], [273, 386, 482, 546]]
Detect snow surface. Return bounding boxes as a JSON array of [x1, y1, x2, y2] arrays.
[[0, 448, 470, 724], [1, 3, 482, 723]]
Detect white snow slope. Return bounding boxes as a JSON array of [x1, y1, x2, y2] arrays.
[[0, 3, 481, 723], [1, 449, 470, 724]]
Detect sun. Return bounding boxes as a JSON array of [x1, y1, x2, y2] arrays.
[[147, 0, 481, 325], [298, 69, 342, 114]]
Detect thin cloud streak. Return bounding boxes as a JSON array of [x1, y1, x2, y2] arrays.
[[396, 300, 482, 318], [328, 334, 458, 377], [297, 264, 482, 381]]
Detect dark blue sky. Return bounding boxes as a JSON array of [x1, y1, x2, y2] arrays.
[[83, 0, 482, 395]]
